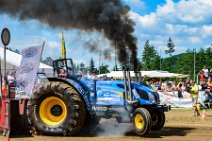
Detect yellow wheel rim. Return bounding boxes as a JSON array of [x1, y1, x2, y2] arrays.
[[39, 96, 67, 126], [135, 113, 145, 129]]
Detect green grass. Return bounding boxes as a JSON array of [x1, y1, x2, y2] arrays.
[[165, 108, 212, 123]]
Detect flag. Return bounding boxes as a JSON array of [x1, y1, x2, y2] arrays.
[[62, 32, 66, 59], [15, 43, 44, 99]]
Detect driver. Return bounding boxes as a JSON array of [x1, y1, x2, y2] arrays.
[[58, 68, 67, 78]]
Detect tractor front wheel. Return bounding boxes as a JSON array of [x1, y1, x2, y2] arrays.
[[27, 81, 86, 135], [150, 108, 165, 131], [132, 108, 152, 136]]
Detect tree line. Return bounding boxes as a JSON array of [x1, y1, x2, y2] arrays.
[[41, 38, 212, 77], [141, 38, 212, 78]]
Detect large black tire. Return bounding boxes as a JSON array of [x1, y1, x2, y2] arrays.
[[27, 81, 86, 136], [132, 108, 152, 136], [80, 115, 100, 134], [150, 108, 165, 131]]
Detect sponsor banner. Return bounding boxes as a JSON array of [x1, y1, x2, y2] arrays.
[[158, 91, 206, 108], [15, 44, 44, 99]]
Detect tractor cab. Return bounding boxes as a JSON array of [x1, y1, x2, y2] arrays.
[[53, 58, 74, 77]]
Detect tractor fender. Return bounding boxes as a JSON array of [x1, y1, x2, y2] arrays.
[[47, 77, 92, 112]]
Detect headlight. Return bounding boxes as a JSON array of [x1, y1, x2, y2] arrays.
[[149, 92, 156, 103]]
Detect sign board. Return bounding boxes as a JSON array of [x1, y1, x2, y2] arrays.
[[1, 28, 10, 46], [15, 43, 44, 99], [158, 91, 206, 108]]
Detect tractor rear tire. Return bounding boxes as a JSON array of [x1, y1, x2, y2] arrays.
[[150, 108, 165, 131], [80, 115, 100, 134], [27, 81, 86, 136], [132, 108, 152, 136]]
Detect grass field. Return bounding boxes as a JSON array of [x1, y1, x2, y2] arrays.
[[1, 108, 212, 141]]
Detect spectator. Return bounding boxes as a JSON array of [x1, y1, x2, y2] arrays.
[[84, 70, 92, 79], [91, 70, 98, 80], [4, 71, 9, 85], [76, 70, 83, 79], [161, 81, 167, 91], [7, 71, 16, 86], [185, 79, 191, 92], [203, 90, 212, 103], [198, 70, 205, 83], [202, 78, 212, 107], [155, 81, 161, 91], [202, 66, 209, 81], [177, 80, 183, 99], [200, 81, 208, 91], [207, 77, 212, 93], [190, 80, 200, 117], [171, 81, 178, 91], [209, 68, 212, 79]]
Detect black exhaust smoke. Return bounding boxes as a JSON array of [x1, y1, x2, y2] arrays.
[[0, 0, 139, 69]]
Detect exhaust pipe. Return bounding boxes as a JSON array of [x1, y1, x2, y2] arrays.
[[127, 71, 132, 102], [138, 71, 142, 83], [134, 71, 138, 82], [123, 70, 128, 109]]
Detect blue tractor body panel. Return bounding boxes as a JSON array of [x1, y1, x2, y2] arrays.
[[95, 80, 125, 106], [80, 78, 160, 107], [48, 76, 162, 118]]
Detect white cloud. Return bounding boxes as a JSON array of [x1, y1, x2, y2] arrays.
[[46, 41, 60, 48], [129, 11, 157, 28], [128, 0, 212, 57], [201, 25, 212, 38], [188, 37, 202, 44], [156, 0, 212, 24]]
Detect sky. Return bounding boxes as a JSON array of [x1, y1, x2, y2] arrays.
[[0, 0, 212, 70]]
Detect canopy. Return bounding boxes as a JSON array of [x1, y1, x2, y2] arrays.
[[0, 47, 53, 69], [98, 70, 189, 79]]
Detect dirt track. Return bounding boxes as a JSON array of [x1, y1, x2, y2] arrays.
[[1, 109, 212, 141]]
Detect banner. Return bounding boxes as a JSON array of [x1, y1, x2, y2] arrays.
[[158, 91, 206, 108], [15, 43, 44, 99]]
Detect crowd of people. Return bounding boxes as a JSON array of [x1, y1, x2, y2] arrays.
[[146, 66, 212, 92]]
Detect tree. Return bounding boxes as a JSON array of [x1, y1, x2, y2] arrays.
[[89, 57, 95, 72], [99, 64, 110, 74], [165, 37, 175, 56], [112, 64, 119, 71], [42, 57, 53, 66], [205, 45, 212, 68], [164, 37, 176, 72], [196, 48, 206, 71], [79, 62, 86, 73], [152, 54, 161, 70], [141, 40, 159, 70]]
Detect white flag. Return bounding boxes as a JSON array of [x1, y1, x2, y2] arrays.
[[15, 43, 44, 99]]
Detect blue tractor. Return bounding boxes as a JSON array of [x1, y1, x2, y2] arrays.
[[27, 58, 170, 136]]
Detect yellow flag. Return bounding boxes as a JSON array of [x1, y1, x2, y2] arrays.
[[62, 32, 66, 59]]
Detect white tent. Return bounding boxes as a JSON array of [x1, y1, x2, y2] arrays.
[[98, 70, 189, 79], [0, 47, 53, 74]]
